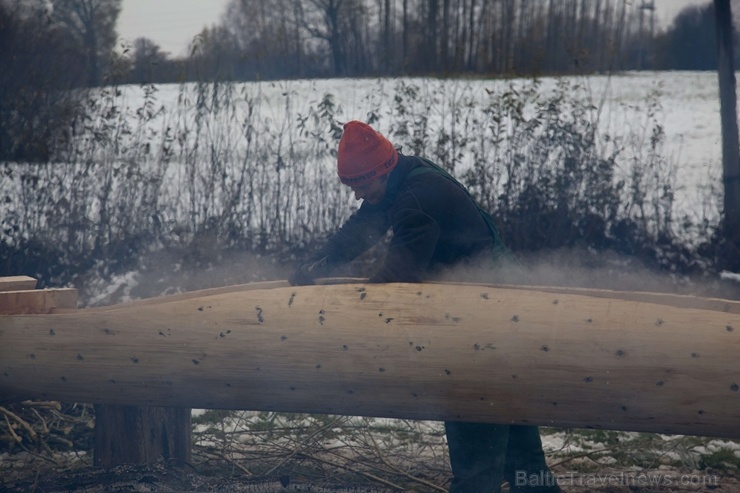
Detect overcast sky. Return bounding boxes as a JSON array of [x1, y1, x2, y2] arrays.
[[117, 0, 710, 57]]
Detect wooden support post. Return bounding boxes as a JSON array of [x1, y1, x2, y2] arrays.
[[0, 276, 193, 467], [93, 405, 191, 467], [714, 0, 740, 271]]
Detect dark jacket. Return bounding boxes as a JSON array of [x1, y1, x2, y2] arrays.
[[304, 154, 503, 283]]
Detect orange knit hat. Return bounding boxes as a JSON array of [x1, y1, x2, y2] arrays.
[[337, 121, 398, 185]]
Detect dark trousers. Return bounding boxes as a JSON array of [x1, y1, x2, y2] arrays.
[[445, 422, 560, 493]]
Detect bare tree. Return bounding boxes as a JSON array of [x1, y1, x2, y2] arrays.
[[130, 37, 170, 83], [187, 24, 239, 80], [464, 0, 476, 70], [378, 0, 393, 73], [52, 0, 121, 86], [298, 0, 348, 75], [424, 0, 439, 72], [440, 0, 450, 71], [345, 0, 372, 74], [193, 0, 665, 79], [401, 0, 409, 70], [0, 0, 85, 161], [223, 0, 304, 78]]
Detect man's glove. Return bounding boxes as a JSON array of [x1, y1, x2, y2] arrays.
[[289, 256, 329, 286]]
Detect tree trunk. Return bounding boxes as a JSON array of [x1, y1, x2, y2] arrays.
[[426, 0, 439, 72], [714, 0, 740, 272], [383, 0, 391, 74], [440, 0, 450, 71], [2, 280, 740, 439], [402, 0, 409, 69]]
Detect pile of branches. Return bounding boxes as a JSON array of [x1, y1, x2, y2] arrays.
[[0, 401, 94, 459]]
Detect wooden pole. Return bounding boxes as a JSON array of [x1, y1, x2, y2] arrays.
[[714, 0, 740, 271], [2, 281, 739, 439]]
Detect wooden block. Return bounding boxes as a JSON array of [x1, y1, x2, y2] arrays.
[[0, 288, 78, 315], [0, 276, 37, 292]]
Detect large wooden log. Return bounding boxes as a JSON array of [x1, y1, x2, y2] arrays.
[[1, 281, 739, 439], [0, 276, 190, 466]]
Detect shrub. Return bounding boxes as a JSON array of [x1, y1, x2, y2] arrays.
[[0, 76, 722, 300]]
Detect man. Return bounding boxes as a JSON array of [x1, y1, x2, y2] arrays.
[[290, 120, 562, 493]]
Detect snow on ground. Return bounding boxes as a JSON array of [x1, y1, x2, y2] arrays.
[[112, 71, 725, 223], [720, 271, 740, 283]]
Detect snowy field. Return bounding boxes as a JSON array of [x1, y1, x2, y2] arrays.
[[86, 72, 722, 240], [110, 70, 726, 220], [1, 70, 727, 242]]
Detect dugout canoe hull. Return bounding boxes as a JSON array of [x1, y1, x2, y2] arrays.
[[1, 281, 739, 438]]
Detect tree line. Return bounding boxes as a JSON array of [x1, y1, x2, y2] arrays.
[[1, 0, 121, 161], [129, 0, 729, 83], [0, 0, 732, 163]]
